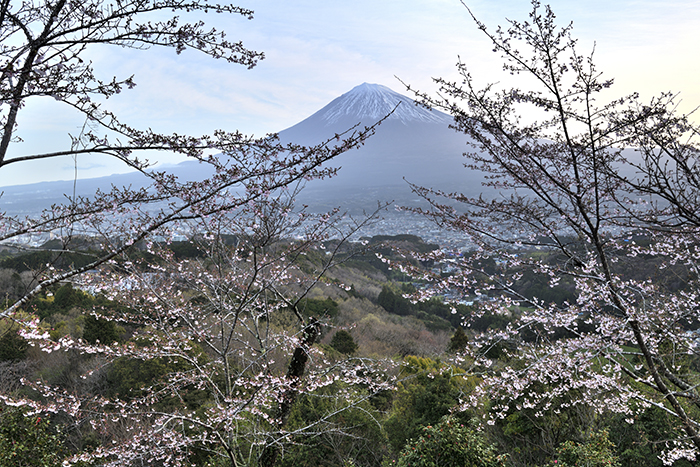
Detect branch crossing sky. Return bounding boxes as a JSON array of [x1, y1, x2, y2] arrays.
[[4, 0, 699, 185]]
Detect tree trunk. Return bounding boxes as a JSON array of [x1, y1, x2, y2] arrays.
[[259, 317, 320, 467]]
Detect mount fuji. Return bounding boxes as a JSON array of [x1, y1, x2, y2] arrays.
[[0, 83, 485, 215], [292, 82, 452, 127], [281, 83, 480, 211]]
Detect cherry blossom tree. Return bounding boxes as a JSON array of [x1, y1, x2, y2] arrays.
[[0, 1, 392, 465], [7, 195, 393, 466], [403, 1, 700, 463], [0, 0, 378, 318]]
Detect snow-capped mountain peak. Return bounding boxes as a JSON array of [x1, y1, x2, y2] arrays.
[[316, 83, 451, 126]]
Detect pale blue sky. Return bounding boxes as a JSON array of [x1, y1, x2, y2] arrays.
[[3, 0, 699, 185]]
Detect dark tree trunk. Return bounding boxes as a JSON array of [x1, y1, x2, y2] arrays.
[[259, 317, 320, 467]]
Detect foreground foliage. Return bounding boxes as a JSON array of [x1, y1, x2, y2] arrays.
[[0, 406, 64, 467], [387, 416, 507, 467], [554, 430, 619, 467], [0, 0, 383, 464], [2, 0, 700, 465], [401, 0, 700, 464]]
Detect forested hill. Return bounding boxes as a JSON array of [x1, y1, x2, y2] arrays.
[[0, 232, 691, 467]]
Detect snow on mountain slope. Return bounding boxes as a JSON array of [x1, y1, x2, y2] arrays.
[[314, 82, 451, 126]]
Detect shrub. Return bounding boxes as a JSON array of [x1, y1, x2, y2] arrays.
[[0, 406, 64, 467], [0, 328, 28, 362], [330, 330, 358, 354], [387, 415, 507, 467], [553, 430, 620, 467]]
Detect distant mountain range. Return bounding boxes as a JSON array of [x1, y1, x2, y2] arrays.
[[1, 83, 483, 216]]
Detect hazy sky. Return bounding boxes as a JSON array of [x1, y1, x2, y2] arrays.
[[3, 0, 699, 185]]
